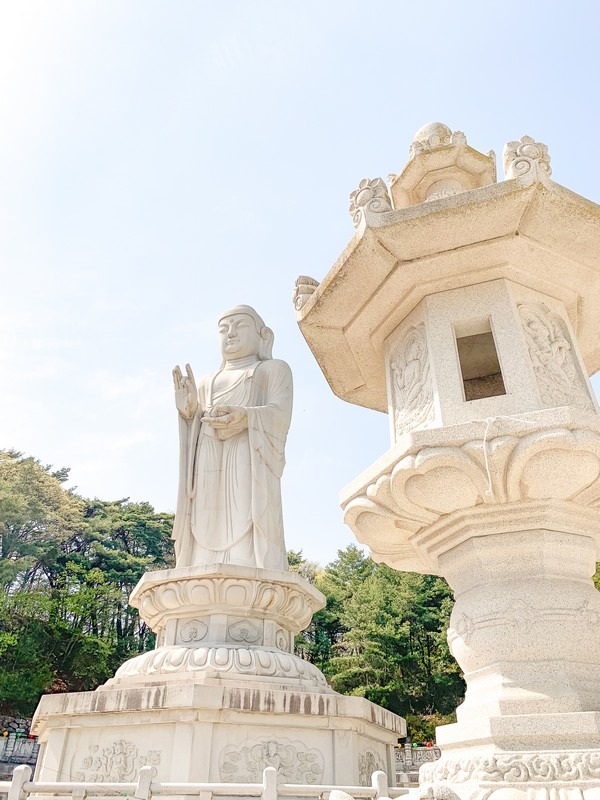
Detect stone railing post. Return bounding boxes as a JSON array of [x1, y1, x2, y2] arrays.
[[371, 769, 389, 799], [134, 766, 154, 800], [261, 766, 278, 800], [8, 764, 31, 800]]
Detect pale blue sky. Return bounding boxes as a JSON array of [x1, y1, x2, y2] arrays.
[[1, 1, 599, 564]]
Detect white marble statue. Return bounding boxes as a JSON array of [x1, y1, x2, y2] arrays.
[[172, 305, 292, 570]]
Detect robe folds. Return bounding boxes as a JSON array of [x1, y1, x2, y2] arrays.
[[172, 358, 292, 570]]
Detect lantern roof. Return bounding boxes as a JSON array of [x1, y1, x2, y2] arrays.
[[295, 129, 600, 412]]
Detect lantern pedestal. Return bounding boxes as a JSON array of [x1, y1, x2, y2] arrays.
[[342, 413, 600, 799]]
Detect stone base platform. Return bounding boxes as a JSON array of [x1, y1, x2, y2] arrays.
[[31, 682, 405, 786], [31, 564, 406, 787]]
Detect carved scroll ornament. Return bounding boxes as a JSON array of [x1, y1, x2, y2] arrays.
[[349, 178, 392, 229], [503, 135, 551, 179], [420, 749, 600, 786], [293, 276, 319, 312]]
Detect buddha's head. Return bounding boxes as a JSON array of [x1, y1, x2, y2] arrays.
[[218, 305, 274, 362]]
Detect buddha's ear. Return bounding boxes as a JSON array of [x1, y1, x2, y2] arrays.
[[259, 327, 274, 360]]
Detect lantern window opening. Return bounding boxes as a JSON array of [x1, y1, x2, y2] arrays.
[[454, 317, 506, 402]]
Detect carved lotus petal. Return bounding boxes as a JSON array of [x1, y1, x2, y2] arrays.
[[344, 497, 420, 549], [111, 644, 329, 687], [149, 648, 169, 672], [214, 647, 230, 666], [507, 428, 600, 502], [164, 648, 187, 670], [366, 474, 399, 513], [391, 448, 486, 517], [159, 587, 181, 610], [225, 584, 249, 606], [520, 449, 600, 500], [389, 459, 440, 525], [280, 654, 293, 672], [139, 595, 156, 616], [189, 583, 212, 606], [191, 648, 208, 667], [404, 467, 482, 514], [260, 587, 277, 608], [343, 496, 435, 572], [256, 650, 272, 669]]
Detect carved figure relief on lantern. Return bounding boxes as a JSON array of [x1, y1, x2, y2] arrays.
[[383, 280, 596, 436], [393, 280, 550, 430], [384, 308, 436, 443], [518, 301, 595, 412]]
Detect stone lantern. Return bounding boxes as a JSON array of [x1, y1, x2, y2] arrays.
[[295, 123, 600, 799]]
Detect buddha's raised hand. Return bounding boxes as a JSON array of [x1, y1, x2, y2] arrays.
[[172, 363, 198, 420]]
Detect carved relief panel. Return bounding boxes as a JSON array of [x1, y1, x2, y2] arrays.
[[358, 749, 385, 786], [227, 618, 263, 645], [219, 737, 324, 783], [275, 628, 291, 652], [72, 739, 162, 781], [518, 303, 594, 412], [176, 618, 208, 645], [385, 323, 435, 442]]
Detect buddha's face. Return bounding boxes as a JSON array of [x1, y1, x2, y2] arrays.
[[219, 313, 262, 360]]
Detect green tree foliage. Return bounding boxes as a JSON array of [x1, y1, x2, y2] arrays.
[[0, 448, 462, 734], [0, 451, 174, 715], [293, 546, 465, 728], [287, 549, 319, 584], [0, 450, 84, 590], [295, 545, 373, 669]]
